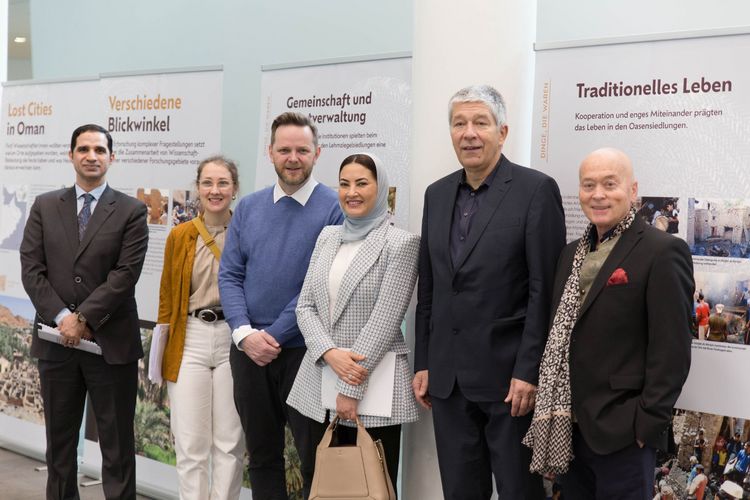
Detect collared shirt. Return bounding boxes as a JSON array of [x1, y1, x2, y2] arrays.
[[579, 233, 621, 304], [75, 182, 107, 215], [272, 177, 319, 206], [449, 165, 500, 265], [578, 225, 623, 302], [587, 225, 618, 251]]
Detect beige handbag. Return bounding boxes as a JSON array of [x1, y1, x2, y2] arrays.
[[309, 417, 396, 500]]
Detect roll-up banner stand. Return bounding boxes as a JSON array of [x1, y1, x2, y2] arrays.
[[0, 67, 225, 499], [256, 53, 412, 498], [532, 31, 750, 481]]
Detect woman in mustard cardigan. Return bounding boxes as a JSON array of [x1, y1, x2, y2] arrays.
[[158, 156, 244, 499]]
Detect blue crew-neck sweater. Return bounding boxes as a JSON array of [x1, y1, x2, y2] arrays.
[[219, 183, 343, 348]]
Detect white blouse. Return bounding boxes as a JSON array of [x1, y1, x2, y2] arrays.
[[327, 239, 365, 321]]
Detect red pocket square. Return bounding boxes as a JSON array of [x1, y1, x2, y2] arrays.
[[607, 268, 628, 286]]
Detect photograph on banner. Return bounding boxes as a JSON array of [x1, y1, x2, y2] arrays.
[[561, 194, 683, 243], [171, 188, 199, 226], [654, 410, 749, 498], [256, 57, 412, 228], [691, 269, 750, 345], [82, 328, 175, 464], [637, 196, 681, 235], [689, 198, 750, 259], [136, 187, 170, 226], [136, 328, 173, 465], [0, 294, 43, 426]]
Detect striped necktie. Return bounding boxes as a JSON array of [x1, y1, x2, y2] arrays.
[[78, 193, 94, 241]]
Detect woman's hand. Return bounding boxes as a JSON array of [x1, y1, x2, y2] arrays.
[[336, 394, 359, 421], [323, 348, 368, 386]]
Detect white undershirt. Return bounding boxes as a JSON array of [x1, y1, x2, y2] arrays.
[[327, 240, 365, 321]]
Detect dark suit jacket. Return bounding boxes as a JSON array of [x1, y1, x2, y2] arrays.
[[552, 216, 694, 454], [415, 155, 566, 401], [20, 185, 148, 365]]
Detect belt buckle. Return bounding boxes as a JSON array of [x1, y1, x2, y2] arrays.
[[197, 309, 218, 323]]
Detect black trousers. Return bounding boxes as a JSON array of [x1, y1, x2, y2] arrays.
[[309, 414, 402, 492], [559, 424, 656, 500], [430, 383, 544, 500], [38, 352, 138, 500], [230, 346, 321, 500]]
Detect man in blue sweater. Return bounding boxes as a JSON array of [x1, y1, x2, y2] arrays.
[[219, 112, 343, 500]]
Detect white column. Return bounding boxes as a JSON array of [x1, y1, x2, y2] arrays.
[[403, 1, 537, 498]]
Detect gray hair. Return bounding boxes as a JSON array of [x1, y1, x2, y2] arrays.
[[448, 85, 507, 126]]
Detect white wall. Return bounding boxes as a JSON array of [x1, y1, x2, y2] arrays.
[[537, 0, 750, 45], [404, 1, 537, 497], [28, 0, 412, 195]]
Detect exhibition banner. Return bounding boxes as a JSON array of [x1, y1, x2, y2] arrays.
[[532, 33, 750, 484], [257, 56, 412, 228], [0, 78, 100, 433], [101, 70, 223, 323], [256, 56, 411, 499], [0, 69, 224, 498]]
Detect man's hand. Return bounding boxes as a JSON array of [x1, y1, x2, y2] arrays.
[[504, 378, 537, 417], [412, 370, 431, 409], [336, 394, 359, 421], [81, 326, 95, 342], [58, 314, 85, 347], [240, 330, 281, 366], [323, 349, 367, 386]]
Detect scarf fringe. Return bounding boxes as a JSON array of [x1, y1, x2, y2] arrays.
[[523, 413, 574, 475]]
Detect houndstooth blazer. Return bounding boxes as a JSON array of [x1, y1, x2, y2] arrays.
[[287, 221, 420, 428]]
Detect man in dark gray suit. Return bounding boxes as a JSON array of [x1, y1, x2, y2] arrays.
[[413, 85, 565, 499], [20, 124, 148, 499]]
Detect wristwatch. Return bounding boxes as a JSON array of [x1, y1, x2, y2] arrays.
[[75, 311, 87, 325]]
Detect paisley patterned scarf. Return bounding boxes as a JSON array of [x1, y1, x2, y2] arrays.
[[522, 208, 637, 474]]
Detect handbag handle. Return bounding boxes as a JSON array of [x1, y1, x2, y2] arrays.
[[321, 416, 374, 448]]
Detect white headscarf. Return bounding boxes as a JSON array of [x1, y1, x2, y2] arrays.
[[340, 152, 390, 242]]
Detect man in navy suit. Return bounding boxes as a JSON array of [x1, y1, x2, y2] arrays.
[[21, 124, 148, 499], [413, 85, 566, 499]]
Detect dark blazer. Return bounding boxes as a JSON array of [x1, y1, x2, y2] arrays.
[[415, 155, 566, 401], [20, 185, 148, 365], [553, 216, 694, 454]]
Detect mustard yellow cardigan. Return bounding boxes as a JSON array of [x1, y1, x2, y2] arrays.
[[157, 220, 200, 382]]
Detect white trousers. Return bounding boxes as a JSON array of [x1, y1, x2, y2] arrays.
[[168, 317, 245, 500]]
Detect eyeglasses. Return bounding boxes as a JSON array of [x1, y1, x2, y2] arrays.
[[199, 180, 233, 189]]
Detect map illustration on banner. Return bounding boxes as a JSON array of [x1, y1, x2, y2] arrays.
[[532, 34, 750, 489], [256, 56, 412, 228]]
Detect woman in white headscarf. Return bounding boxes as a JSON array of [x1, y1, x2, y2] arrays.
[[287, 152, 419, 487]]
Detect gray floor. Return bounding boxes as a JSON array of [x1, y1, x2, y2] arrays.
[[0, 447, 151, 499]]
